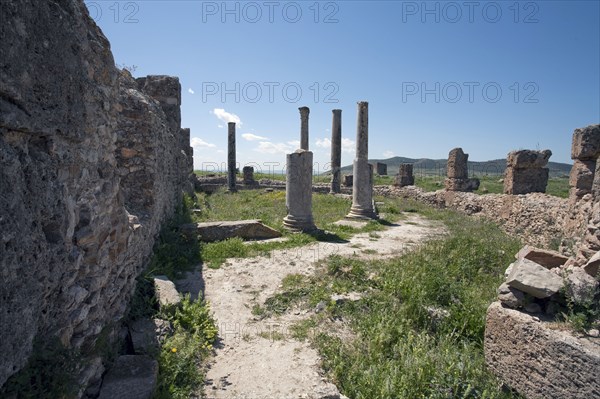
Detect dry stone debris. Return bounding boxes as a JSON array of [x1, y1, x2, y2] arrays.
[[506, 258, 564, 298]]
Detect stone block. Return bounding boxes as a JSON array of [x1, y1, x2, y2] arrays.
[[98, 355, 158, 399], [343, 174, 353, 187], [485, 302, 600, 399], [447, 148, 469, 179], [583, 251, 600, 277], [376, 162, 387, 175], [569, 159, 596, 198], [515, 245, 569, 269], [153, 276, 180, 308], [507, 149, 552, 169], [506, 258, 564, 298], [571, 124, 600, 160], [503, 167, 549, 194], [187, 220, 282, 242]]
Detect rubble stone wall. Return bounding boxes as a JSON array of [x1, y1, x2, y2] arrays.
[[0, 0, 193, 388]]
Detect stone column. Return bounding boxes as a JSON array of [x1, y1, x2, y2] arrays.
[[395, 163, 415, 187], [347, 102, 377, 219], [445, 147, 479, 192], [569, 124, 600, 201], [503, 150, 551, 195], [283, 150, 316, 232], [227, 122, 237, 192], [299, 106, 310, 150], [330, 109, 342, 194]]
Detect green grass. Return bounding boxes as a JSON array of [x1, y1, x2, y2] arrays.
[[257, 205, 523, 399], [193, 189, 398, 267]]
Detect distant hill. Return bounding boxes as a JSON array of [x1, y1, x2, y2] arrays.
[[335, 156, 572, 178]]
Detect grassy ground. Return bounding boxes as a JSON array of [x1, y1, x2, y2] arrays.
[[193, 189, 401, 268], [194, 171, 570, 198], [256, 204, 523, 398]]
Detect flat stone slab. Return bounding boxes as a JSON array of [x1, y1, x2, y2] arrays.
[[192, 220, 282, 242], [153, 276, 181, 307], [98, 355, 158, 399], [506, 258, 564, 298], [516, 245, 569, 269], [485, 302, 600, 399]]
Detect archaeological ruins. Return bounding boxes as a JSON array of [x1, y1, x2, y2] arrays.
[[1, 1, 598, 398]]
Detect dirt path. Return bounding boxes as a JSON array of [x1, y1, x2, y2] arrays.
[[201, 213, 444, 399]]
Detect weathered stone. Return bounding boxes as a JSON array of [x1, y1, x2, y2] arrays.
[[299, 106, 309, 151], [376, 162, 387, 175], [564, 267, 599, 305], [485, 302, 600, 399], [446, 148, 469, 179], [503, 167, 549, 194], [569, 159, 596, 199], [242, 166, 257, 186], [583, 251, 600, 277], [497, 282, 526, 308], [187, 220, 282, 242], [506, 258, 564, 298], [98, 355, 158, 399], [347, 102, 377, 220], [284, 150, 316, 232], [330, 109, 342, 194], [516, 245, 569, 269], [0, 0, 192, 388], [227, 122, 237, 192], [343, 174, 353, 187], [523, 302, 542, 313], [129, 319, 160, 355], [394, 163, 414, 187], [153, 276, 181, 308], [444, 177, 480, 192], [571, 124, 600, 160], [507, 149, 552, 169]]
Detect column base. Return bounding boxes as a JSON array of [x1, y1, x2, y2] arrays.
[[283, 214, 316, 232], [346, 205, 378, 220]]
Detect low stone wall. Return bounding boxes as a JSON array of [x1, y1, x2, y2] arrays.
[[485, 302, 600, 399]]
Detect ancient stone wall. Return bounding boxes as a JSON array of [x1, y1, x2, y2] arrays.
[[504, 149, 551, 195], [0, 0, 193, 389]]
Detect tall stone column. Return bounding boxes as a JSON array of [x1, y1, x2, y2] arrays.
[[227, 122, 237, 192], [330, 109, 342, 194], [299, 106, 310, 150], [347, 102, 377, 219], [283, 149, 316, 232]]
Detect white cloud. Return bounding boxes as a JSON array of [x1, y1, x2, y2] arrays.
[[218, 124, 224, 129], [315, 137, 355, 153], [242, 133, 268, 141], [383, 150, 395, 158], [188, 88, 195, 94], [212, 108, 242, 126], [255, 141, 294, 155], [191, 137, 216, 148], [287, 140, 300, 148]]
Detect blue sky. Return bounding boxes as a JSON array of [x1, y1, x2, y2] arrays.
[[86, 0, 600, 172]]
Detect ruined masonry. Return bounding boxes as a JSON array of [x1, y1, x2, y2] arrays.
[[376, 162, 387, 175], [444, 148, 480, 192], [330, 109, 342, 194], [227, 122, 237, 192], [503, 149, 552, 195], [0, 0, 193, 391], [243, 166, 257, 186], [395, 163, 415, 187], [283, 107, 316, 232], [569, 124, 600, 201], [347, 102, 377, 219]]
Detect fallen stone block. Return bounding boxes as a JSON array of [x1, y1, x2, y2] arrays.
[[583, 251, 600, 277], [515, 245, 569, 269], [485, 302, 600, 399], [98, 355, 158, 399], [190, 219, 282, 242], [153, 276, 181, 307], [506, 258, 564, 298], [129, 318, 173, 355]]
